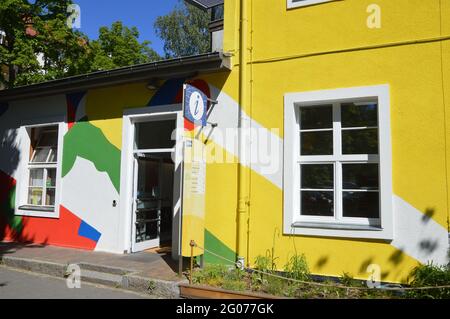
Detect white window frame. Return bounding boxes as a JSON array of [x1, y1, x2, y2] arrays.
[[15, 121, 65, 219], [287, 0, 331, 9], [284, 85, 393, 240]]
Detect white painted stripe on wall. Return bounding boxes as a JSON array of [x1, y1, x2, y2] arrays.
[[208, 85, 283, 189], [207, 84, 449, 266], [392, 195, 449, 265]]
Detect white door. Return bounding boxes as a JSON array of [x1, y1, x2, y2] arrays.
[[128, 114, 181, 253], [131, 155, 162, 251]]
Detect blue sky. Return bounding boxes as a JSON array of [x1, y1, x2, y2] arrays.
[[73, 0, 181, 55]]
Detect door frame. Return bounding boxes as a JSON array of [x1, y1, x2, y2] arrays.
[[119, 104, 184, 255]]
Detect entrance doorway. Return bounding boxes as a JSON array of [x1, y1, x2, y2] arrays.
[[131, 117, 178, 253]]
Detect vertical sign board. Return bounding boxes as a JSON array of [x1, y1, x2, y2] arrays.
[[181, 84, 208, 257]]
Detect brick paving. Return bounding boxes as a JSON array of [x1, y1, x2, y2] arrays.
[[0, 242, 183, 282]]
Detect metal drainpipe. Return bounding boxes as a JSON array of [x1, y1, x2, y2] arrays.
[[237, 0, 249, 268]]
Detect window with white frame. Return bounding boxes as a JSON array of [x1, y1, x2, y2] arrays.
[[284, 85, 393, 240], [298, 102, 380, 224], [287, 0, 331, 9], [26, 126, 59, 209]]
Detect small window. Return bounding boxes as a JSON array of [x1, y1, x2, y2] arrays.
[[134, 120, 176, 150], [287, 0, 331, 9], [26, 126, 59, 209], [211, 4, 224, 21]]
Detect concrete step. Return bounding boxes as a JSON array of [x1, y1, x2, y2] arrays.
[[1, 255, 184, 298], [1, 256, 66, 278], [77, 262, 132, 276], [80, 269, 125, 288]]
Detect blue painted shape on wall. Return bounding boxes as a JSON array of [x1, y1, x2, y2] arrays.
[[67, 91, 86, 109], [78, 220, 101, 242], [0, 102, 8, 117], [147, 78, 186, 106]]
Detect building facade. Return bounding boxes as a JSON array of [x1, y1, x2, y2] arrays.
[[1, 0, 449, 283]]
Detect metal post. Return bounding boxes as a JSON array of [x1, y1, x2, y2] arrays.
[[189, 240, 195, 285], [178, 254, 183, 278]]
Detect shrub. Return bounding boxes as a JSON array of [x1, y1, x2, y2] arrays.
[[407, 263, 450, 299], [254, 251, 277, 273], [192, 263, 229, 286], [284, 253, 310, 281]]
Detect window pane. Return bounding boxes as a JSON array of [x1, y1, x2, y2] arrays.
[[342, 164, 379, 190], [301, 164, 333, 189], [301, 191, 334, 216], [47, 148, 58, 162], [28, 188, 43, 206], [341, 103, 378, 128], [301, 131, 333, 155], [46, 188, 55, 206], [31, 148, 51, 163], [46, 168, 56, 187], [343, 191, 379, 218], [29, 169, 44, 187], [300, 105, 333, 130], [37, 130, 58, 147], [135, 120, 176, 150], [342, 129, 378, 154]]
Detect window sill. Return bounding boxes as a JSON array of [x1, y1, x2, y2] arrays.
[[292, 222, 382, 231], [286, 221, 393, 241], [287, 0, 331, 9], [16, 206, 59, 219], [18, 205, 55, 212]]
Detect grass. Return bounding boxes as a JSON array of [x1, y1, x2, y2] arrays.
[[190, 255, 450, 299]]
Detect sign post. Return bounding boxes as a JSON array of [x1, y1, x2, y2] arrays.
[[181, 84, 208, 259]]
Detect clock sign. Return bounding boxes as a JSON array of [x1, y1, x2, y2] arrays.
[[183, 84, 208, 127]]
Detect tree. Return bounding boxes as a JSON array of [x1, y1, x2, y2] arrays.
[[88, 21, 160, 72], [0, 0, 91, 88], [0, 1, 160, 88], [154, 1, 210, 59]]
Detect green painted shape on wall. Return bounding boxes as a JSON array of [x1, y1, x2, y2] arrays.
[[1, 185, 22, 233], [62, 122, 121, 193], [204, 229, 236, 265]]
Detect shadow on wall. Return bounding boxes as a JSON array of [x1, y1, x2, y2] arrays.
[[0, 127, 20, 242], [0, 119, 49, 256], [0, 74, 231, 257], [254, 221, 449, 284]]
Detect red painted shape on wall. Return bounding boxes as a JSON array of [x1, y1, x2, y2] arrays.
[[184, 118, 195, 132], [67, 101, 76, 130], [2, 204, 97, 251], [0, 170, 15, 203]]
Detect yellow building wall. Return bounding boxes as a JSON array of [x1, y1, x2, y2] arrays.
[[212, 0, 450, 282], [50, 0, 450, 283]]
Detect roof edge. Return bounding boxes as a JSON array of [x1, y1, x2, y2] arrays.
[[0, 52, 228, 102]]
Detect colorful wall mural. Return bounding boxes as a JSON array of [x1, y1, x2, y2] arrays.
[[0, 0, 449, 285]]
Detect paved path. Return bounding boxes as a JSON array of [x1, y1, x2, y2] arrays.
[[0, 242, 180, 281], [0, 266, 151, 299]]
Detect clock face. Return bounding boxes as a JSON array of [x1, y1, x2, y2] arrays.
[[189, 91, 205, 122]]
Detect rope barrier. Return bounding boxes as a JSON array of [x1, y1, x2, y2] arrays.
[[191, 242, 450, 292]]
